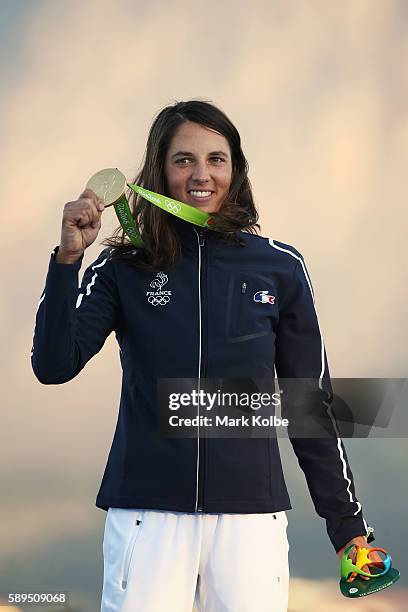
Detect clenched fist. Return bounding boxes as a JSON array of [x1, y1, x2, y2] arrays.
[[56, 188, 105, 263]]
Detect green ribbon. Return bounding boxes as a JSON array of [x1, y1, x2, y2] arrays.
[[113, 183, 219, 248]]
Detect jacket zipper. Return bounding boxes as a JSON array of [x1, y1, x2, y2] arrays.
[[194, 228, 206, 512]]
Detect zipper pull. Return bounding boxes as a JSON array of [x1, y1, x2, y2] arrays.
[[241, 281, 247, 294], [198, 230, 205, 247]]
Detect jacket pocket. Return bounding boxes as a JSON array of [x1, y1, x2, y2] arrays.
[[226, 274, 277, 341], [121, 513, 144, 590], [275, 511, 289, 553]]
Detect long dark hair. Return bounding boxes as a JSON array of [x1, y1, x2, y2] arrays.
[[101, 99, 260, 271]]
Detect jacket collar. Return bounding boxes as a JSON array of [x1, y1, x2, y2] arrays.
[[170, 215, 211, 244], [169, 215, 244, 255]]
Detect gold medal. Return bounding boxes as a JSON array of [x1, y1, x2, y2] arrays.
[[86, 167, 127, 207]]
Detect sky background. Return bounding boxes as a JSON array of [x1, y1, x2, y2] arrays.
[[1, 1, 407, 610]]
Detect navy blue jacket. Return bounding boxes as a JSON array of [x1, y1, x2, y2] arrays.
[[31, 218, 374, 553]]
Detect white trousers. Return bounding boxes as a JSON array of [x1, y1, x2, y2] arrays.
[[100, 508, 289, 612]]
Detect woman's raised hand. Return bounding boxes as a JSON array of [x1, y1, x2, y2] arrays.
[[57, 188, 105, 263]]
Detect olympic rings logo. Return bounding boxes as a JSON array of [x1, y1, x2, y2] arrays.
[[164, 200, 181, 214], [147, 294, 171, 306]]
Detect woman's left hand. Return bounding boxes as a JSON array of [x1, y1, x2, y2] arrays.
[[337, 536, 384, 580]]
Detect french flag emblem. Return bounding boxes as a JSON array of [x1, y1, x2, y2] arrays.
[[253, 291, 275, 304]]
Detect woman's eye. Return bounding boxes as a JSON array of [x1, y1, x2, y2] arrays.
[[176, 157, 224, 164]]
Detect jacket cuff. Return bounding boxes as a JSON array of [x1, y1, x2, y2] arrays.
[[329, 516, 375, 553], [50, 245, 84, 270]]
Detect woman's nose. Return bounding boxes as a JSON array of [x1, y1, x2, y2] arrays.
[[191, 162, 211, 182]]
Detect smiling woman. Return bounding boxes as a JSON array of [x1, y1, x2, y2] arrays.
[[101, 100, 260, 270], [32, 98, 379, 612]]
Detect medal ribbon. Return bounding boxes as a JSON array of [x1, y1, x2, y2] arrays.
[[113, 183, 218, 248]]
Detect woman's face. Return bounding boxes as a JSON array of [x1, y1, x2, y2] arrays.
[[164, 120, 233, 213]]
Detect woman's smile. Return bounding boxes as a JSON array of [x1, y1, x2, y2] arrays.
[[186, 190, 215, 204]]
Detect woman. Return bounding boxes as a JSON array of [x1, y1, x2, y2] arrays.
[[31, 100, 378, 611]]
